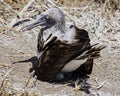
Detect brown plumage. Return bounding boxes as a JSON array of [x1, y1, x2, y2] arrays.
[[30, 26, 105, 81]]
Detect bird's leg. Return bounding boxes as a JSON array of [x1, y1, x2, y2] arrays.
[[74, 78, 90, 92], [74, 78, 83, 91]]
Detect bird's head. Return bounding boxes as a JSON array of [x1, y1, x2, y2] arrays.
[[22, 8, 65, 31]]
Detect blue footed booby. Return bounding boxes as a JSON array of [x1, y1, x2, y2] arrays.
[[20, 8, 105, 81]]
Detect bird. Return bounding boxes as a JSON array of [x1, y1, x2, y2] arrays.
[[15, 7, 105, 81]]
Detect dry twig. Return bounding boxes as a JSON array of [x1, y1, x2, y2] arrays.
[[96, 80, 106, 90], [9, 0, 35, 28]]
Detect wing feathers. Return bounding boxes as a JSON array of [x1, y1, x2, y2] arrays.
[[75, 45, 106, 60], [31, 26, 105, 81], [33, 39, 91, 81]]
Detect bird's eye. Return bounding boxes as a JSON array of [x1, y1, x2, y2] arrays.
[[45, 15, 50, 20]]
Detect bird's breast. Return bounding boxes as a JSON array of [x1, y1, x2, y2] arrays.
[[61, 58, 87, 72]]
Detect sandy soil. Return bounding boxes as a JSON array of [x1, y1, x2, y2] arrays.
[[0, 0, 120, 96]]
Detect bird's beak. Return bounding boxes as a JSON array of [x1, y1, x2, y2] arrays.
[[22, 15, 47, 31]]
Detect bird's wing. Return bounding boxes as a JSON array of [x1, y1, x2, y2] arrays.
[[31, 25, 93, 81], [32, 38, 90, 81], [32, 26, 105, 81], [37, 28, 44, 53]]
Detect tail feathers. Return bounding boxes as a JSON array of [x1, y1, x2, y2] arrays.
[[74, 45, 106, 76], [75, 45, 106, 60]]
